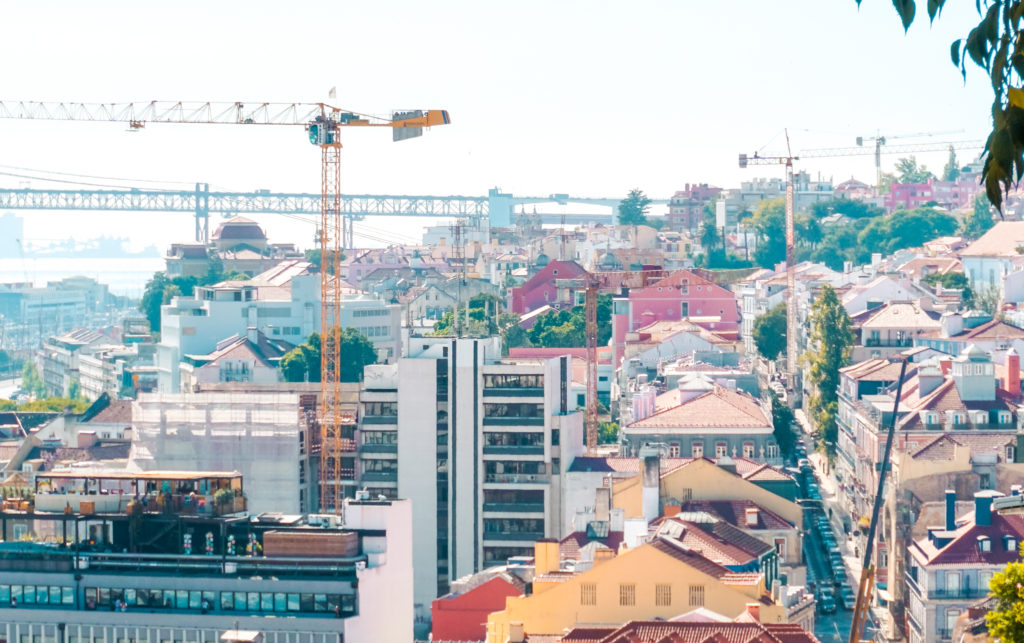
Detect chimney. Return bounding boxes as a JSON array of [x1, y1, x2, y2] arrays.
[[640, 446, 661, 523], [595, 487, 611, 523], [975, 491, 999, 527], [1006, 348, 1021, 397], [941, 312, 963, 338], [745, 506, 759, 528], [717, 455, 737, 475], [246, 326, 259, 345], [945, 490, 957, 531], [508, 622, 525, 643], [533, 539, 560, 576], [745, 603, 761, 622], [77, 430, 98, 449], [917, 363, 944, 397]]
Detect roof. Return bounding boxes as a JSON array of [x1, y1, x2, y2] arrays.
[[86, 399, 132, 424], [559, 530, 625, 561], [910, 507, 1024, 567], [918, 318, 1024, 341], [909, 433, 1016, 461], [212, 216, 267, 241], [566, 457, 791, 483], [564, 620, 819, 643], [654, 519, 769, 566], [37, 470, 241, 481], [858, 301, 941, 330], [627, 386, 770, 431], [961, 221, 1024, 257], [677, 500, 793, 530], [649, 537, 732, 580], [839, 359, 907, 382], [184, 331, 292, 368]]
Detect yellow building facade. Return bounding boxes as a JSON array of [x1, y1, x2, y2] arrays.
[[611, 458, 802, 525], [485, 538, 786, 643]]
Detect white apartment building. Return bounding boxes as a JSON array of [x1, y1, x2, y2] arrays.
[[156, 260, 401, 392], [357, 336, 584, 625]]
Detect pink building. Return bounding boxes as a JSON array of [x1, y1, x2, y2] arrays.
[[886, 178, 980, 212], [667, 183, 722, 231], [612, 269, 740, 365], [508, 260, 588, 314]]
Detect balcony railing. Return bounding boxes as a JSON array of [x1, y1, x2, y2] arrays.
[[359, 443, 397, 454], [483, 387, 544, 398], [864, 337, 912, 348], [361, 415, 397, 425], [929, 587, 990, 600], [483, 532, 544, 542], [484, 473, 549, 484], [482, 417, 545, 427], [482, 502, 545, 513], [360, 471, 397, 482], [483, 445, 545, 456]]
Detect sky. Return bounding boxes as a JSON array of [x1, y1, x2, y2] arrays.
[[0, 1, 998, 250]]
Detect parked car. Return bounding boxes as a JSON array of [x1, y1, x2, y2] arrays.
[[817, 588, 837, 614]]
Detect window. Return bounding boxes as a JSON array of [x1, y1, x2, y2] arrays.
[[655, 584, 671, 606], [668, 443, 680, 458], [946, 571, 962, 593], [619, 584, 636, 606], [742, 442, 755, 459], [688, 585, 705, 607], [691, 442, 704, 458], [1007, 537, 1018, 552], [580, 583, 597, 606], [363, 401, 398, 416], [980, 571, 995, 591], [979, 538, 992, 552], [715, 442, 728, 458], [775, 538, 787, 556]]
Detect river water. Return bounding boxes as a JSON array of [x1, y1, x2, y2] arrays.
[[0, 257, 165, 298]]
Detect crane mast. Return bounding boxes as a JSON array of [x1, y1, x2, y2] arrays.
[[0, 100, 451, 515]]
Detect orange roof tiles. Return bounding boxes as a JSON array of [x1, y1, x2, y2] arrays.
[[627, 386, 770, 431]]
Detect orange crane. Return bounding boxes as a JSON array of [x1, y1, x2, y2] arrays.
[[0, 100, 451, 514], [558, 267, 666, 454]]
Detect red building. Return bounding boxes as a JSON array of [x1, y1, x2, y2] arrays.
[[431, 575, 524, 642], [508, 260, 588, 314], [667, 184, 722, 232]]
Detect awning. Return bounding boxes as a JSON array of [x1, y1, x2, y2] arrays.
[[877, 587, 894, 603]]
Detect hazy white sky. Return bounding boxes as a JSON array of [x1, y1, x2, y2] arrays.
[[0, 1, 996, 248]]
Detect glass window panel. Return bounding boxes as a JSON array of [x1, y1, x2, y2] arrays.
[[220, 592, 233, 611], [22, 586, 35, 604], [247, 592, 259, 611], [314, 594, 327, 612], [234, 592, 246, 611], [299, 593, 314, 612], [260, 593, 273, 611], [202, 591, 216, 608], [0, 586, 9, 603], [189, 591, 201, 609], [287, 593, 300, 611], [111, 588, 123, 604], [123, 589, 136, 606], [136, 589, 150, 607], [62, 586, 74, 605], [176, 590, 188, 609], [36, 586, 48, 604], [11, 586, 23, 604], [50, 586, 62, 604], [274, 593, 287, 612]]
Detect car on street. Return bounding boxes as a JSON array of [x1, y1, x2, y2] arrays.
[[817, 587, 837, 614]]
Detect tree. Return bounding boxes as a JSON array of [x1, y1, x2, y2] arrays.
[[942, 147, 960, 182], [804, 285, 855, 456], [753, 303, 787, 361], [894, 156, 935, 184], [750, 198, 786, 269], [21, 361, 45, 399], [768, 390, 796, 458], [617, 188, 652, 226], [139, 272, 171, 333], [871, 0, 1024, 210], [971, 283, 1003, 315], [988, 545, 1024, 640], [280, 329, 377, 383], [962, 193, 997, 239], [0, 399, 15, 412], [68, 378, 84, 402], [699, 212, 720, 251], [922, 271, 969, 290], [598, 421, 619, 445], [18, 397, 89, 413]]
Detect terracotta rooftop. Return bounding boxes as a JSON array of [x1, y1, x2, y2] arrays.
[[677, 500, 793, 530], [960, 221, 1024, 257], [85, 400, 132, 424], [858, 301, 941, 330], [909, 433, 1016, 461], [627, 386, 770, 431], [559, 530, 625, 561], [918, 318, 1024, 340], [909, 506, 1024, 567], [563, 620, 819, 643], [648, 537, 732, 580]]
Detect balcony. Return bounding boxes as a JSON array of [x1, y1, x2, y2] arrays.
[[338, 438, 357, 452], [863, 337, 912, 348], [483, 387, 544, 398], [360, 471, 397, 483], [484, 473, 550, 484], [483, 532, 544, 542], [359, 443, 397, 454], [483, 502, 545, 513], [483, 417, 545, 427], [361, 415, 397, 425], [483, 445, 545, 456], [929, 587, 990, 600]]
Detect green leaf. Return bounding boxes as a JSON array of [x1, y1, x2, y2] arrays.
[[951, 38, 962, 66], [985, 3, 1001, 44], [892, 0, 916, 30], [966, 26, 988, 68], [927, 0, 944, 22]]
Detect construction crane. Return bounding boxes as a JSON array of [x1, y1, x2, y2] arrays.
[[557, 267, 666, 454], [0, 100, 451, 514], [739, 131, 799, 397], [849, 357, 908, 643], [855, 130, 964, 188]]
